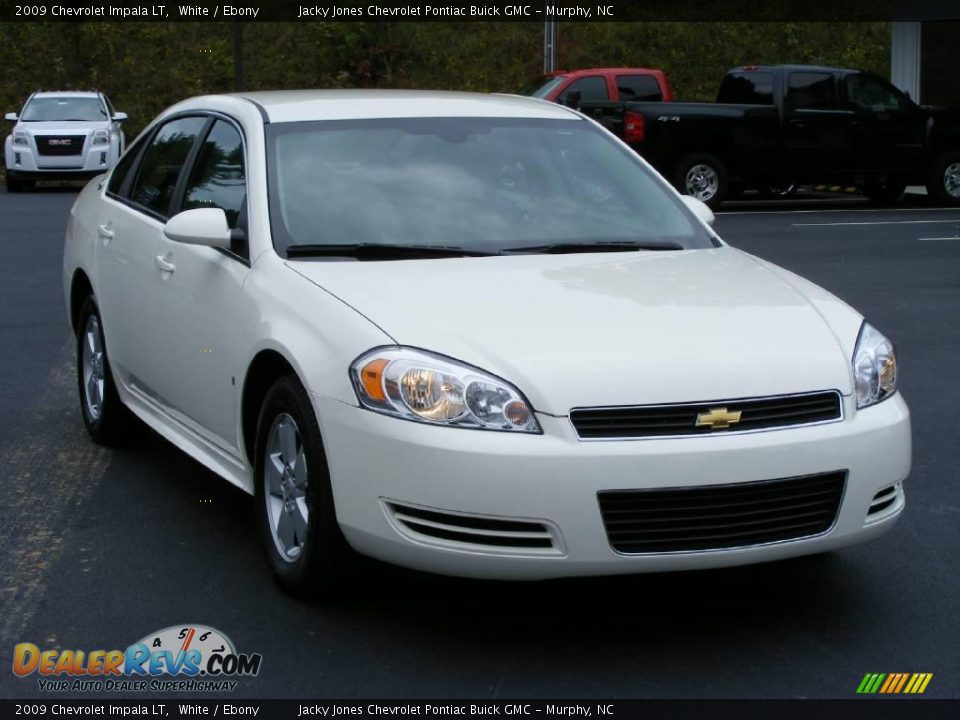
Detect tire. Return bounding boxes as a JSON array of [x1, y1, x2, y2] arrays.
[[863, 179, 906, 206], [254, 375, 351, 599], [674, 154, 727, 210], [76, 296, 131, 445], [5, 174, 29, 193], [926, 152, 960, 206]]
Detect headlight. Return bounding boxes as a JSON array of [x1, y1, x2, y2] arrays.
[[350, 347, 541, 433], [852, 322, 897, 409], [91, 130, 109, 146], [12, 132, 28, 146]]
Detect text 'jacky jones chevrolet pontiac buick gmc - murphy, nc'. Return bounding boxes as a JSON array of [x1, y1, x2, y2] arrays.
[[62, 90, 910, 596]]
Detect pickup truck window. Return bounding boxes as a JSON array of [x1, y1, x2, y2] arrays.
[[565, 76, 609, 102], [786, 72, 837, 110], [617, 75, 662, 102], [717, 72, 774, 105], [844, 75, 902, 113]]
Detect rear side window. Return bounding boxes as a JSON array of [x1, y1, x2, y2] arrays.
[[616, 75, 662, 101], [717, 72, 774, 105], [564, 76, 609, 102], [129, 116, 207, 218], [183, 120, 246, 230], [786, 72, 837, 110]]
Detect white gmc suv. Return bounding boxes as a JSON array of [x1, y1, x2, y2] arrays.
[[4, 91, 127, 192]]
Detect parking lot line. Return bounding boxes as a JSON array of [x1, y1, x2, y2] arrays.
[[792, 219, 960, 227], [722, 206, 960, 216], [917, 236, 960, 242]]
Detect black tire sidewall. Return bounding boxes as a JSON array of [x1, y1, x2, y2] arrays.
[[675, 154, 727, 210], [253, 375, 347, 597]]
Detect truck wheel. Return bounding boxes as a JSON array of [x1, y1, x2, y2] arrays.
[[675, 154, 727, 210], [5, 174, 29, 193], [863, 179, 906, 206], [926, 153, 960, 206]]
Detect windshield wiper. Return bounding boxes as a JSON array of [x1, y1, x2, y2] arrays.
[[499, 241, 684, 255], [285, 243, 495, 260]]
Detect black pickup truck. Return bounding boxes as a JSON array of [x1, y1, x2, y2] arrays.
[[575, 65, 960, 209]]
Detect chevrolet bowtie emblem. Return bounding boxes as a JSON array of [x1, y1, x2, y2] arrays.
[[696, 407, 743, 430]]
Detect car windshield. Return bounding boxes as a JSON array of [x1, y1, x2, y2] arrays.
[[21, 97, 107, 122], [267, 116, 714, 258]]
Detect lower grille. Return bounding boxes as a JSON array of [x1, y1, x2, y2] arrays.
[[571, 391, 842, 439], [385, 502, 559, 553], [598, 471, 846, 553], [35, 135, 85, 156]]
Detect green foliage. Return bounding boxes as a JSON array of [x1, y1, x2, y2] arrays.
[[0, 21, 891, 140]]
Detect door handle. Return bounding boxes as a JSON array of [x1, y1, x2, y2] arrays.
[[155, 254, 176, 274], [98, 224, 114, 245]]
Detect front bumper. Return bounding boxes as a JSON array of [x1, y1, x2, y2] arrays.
[[5, 136, 117, 178], [315, 392, 910, 579]]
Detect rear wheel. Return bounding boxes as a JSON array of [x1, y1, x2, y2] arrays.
[[76, 296, 131, 445], [926, 153, 960, 206], [675, 154, 727, 210], [863, 178, 906, 205], [254, 375, 351, 599]]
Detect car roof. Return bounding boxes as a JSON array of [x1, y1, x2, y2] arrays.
[[731, 65, 859, 75], [551, 68, 663, 77], [226, 89, 580, 124]]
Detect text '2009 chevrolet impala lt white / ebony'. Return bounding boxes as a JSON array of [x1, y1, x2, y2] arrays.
[[63, 90, 910, 596]]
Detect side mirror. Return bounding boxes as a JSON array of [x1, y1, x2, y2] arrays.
[[163, 208, 231, 249], [111, 112, 128, 122], [681, 195, 715, 226], [4, 112, 18, 122], [559, 90, 581, 109]]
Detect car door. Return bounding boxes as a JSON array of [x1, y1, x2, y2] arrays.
[[782, 71, 853, 179], [144, 117, 253, 454], [843, 73, 927, 174], [96, 115, 208, 398]]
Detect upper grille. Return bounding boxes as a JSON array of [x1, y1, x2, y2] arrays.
[[35, 135, 85, 156], [385, 502, 559, 554], [570, 391, 842, 440], [598, 471, 846, 554]]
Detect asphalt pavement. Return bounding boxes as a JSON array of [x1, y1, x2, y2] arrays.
[[0, 187, 958, 700]]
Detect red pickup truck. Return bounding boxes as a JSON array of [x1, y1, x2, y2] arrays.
[[528, 68, 674, 104]]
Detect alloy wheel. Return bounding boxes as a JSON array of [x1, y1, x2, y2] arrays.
[[264, 413, 309, 562], [81, 315, 105, 421], [944, 162, 960, 199]]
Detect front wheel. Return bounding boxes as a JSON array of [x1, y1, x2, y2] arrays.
[[926, 153, 960, 206], [4, 173, 30, 193], [674, 154, 727, 210], [254, 375, 352, 598]]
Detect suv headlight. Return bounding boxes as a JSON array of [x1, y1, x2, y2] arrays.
[[852, 322, 897, 409], [91, 129, 110, 146], [12, 131, 28, 146], [350, 347, 541, 433]]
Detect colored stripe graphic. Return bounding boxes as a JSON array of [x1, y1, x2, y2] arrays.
[[857, 673, 933, 694]]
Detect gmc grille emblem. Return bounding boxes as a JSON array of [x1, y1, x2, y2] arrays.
[[48, 139, 71, 146]]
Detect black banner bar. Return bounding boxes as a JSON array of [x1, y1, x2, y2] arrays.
[[2, 0, 958, 22], [1, 700, 958, 719]]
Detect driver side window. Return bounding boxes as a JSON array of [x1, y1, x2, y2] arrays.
[[845, 75, 902, 112]]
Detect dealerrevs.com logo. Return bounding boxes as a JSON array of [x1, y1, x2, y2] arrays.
[[12, 624, 262, 692]]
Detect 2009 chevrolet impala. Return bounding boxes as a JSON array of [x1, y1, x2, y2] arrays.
[[63, 90, 910, 596]]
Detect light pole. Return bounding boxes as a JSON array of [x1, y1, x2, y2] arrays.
[[543, 20, 558, 74]]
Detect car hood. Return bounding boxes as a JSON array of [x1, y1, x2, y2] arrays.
[[16, 120, 109, 134], [289, 247, 862, 415]]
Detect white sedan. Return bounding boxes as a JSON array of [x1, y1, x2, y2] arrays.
[[63, 90, 910, 596]]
